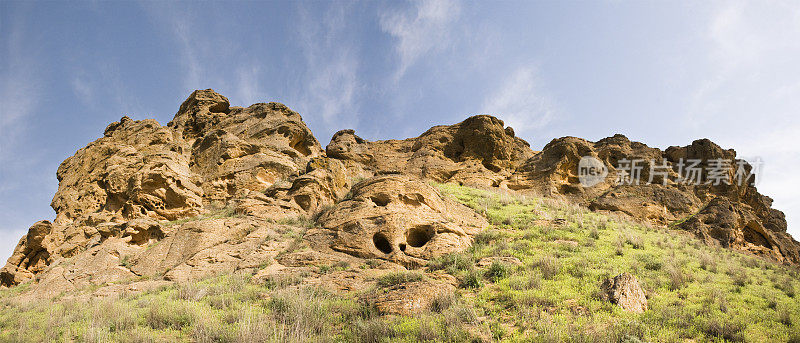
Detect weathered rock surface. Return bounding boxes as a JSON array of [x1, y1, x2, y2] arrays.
[[506, 135, 799, 264], [310, 175, 487, 267], [235, 156, 351, 220], [327, 115, 535, 187], [1, 89, 331, 288], [677, 197, 799, 264], [0, 221, 53, 286], [600, 272, 648, 313], [53, 116, 205, 224], [181, 96, 323, 202], [363, 279, 456, 315]]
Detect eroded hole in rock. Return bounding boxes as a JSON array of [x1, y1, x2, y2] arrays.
[[744, 224, 772, 249], [373, 233, 393, 254], [482, 161, 502, 173], [559, 183, 583, 195], [277, 126, 293, 139], [370, 194, 391, 207], [209, 102, 229, 114], [406, 226, 435, 248], [290, 137, 312, 156], [294, 194, 312, 211], [399, 243, 407, 252]]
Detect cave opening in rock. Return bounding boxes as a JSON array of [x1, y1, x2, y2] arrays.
[[406, 226, 435, 248], [370, 194, 391, 207], [373, 232, 393, 254], [743, 224, 772, 249]]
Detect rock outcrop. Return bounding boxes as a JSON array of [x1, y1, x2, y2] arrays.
[[53, 116, 205, 224], [327, 115, 534, 187], [504, 135, 799, 264], [310, 175, 487, 267], [1, 89, 332, 289], [2, 88, 797, 299], [0, 221, 53, 286]]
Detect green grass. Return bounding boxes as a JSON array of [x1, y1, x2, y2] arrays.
[[1, 183, 798, 342], [276, 215, 315, 228], [432, 183, 800, 342], [376, 271, 426, 287]]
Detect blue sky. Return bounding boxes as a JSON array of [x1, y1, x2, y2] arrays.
[[1, 1, 799, 260]]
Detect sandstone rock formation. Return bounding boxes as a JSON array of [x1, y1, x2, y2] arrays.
[[363, 278, 456, 315], [1, 89, 333, 289], [2, 88, 797, 301], [310, 175, 487, 268], [54, 116, 205, 224], [0, 221, 53, 286], [504, 135, 799, 264], [599, 272, 648, 313], [176, 90, 323, 202], [327, 115, 534, 187], [233, 156, 351, 221]]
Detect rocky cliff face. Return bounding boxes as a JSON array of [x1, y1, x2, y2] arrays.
[[326, 114, 534, 187], [0, 90, 340, 292], [2, 89, 797, 296], [504, 135, 799, 264]]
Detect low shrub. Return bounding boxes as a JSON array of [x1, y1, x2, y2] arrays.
[[484, 261, 510, 282], [376, 271, 425, 287], [531, 255, 561, 280]]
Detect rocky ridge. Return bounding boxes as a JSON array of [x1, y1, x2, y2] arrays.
[[2, 89, 797, 301]]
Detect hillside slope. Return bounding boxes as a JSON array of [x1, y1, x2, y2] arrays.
[[0, 90, 798, 342], [0, 184, 798, 342]]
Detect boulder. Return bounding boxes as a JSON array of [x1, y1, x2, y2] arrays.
[[600, 272, 647, 313], [363, 278, 456, 315]]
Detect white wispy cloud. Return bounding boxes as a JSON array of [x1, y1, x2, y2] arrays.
[[689, 1, 800, 236], [70, 75, 94, 104], [138, 2, 275, 112], [172, 18, 205, 92], [138, 3, 207, 94], [0, 15, 38, 163], [690, 1, 800, 124], [480, 66, 557, 136], [68, 62, 145, 119], [0, 14, 44, 262], [295, 3, 360, 129], [235, 65, 263, 106], [379, 0, 461, 80]]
